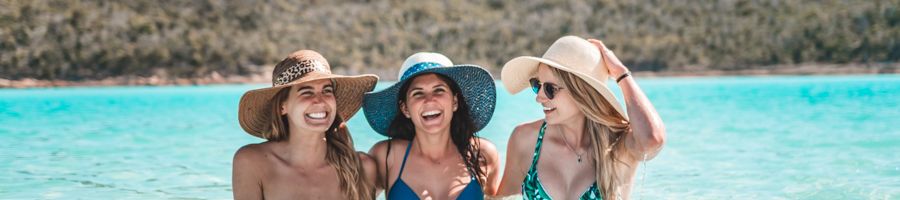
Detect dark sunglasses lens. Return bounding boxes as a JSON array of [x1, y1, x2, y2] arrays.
[[530, 79, 540, 94], [544, 83, 556, 99]]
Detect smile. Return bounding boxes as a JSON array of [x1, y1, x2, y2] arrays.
[[421, 110, 442, 120], [305, 112, 327, 119]]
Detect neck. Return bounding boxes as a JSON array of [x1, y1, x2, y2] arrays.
[[412, 128, 456, 161], [280, 127, 329, 167], [557, 116, 588, 148]]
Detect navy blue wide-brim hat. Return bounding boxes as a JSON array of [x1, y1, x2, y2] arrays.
[[363, 52, 496, 137]]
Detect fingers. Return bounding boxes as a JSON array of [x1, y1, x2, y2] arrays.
[[587, 38, 604, 47], [586, 38, 611, 59], [587, 38, 613, 58], [587, 38, 608, 51]]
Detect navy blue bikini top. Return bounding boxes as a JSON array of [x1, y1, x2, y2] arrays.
[[387, 141, 484, 200]]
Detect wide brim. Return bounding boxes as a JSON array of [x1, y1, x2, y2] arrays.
[[501, 56, 628, 120], [238, 72, 378, 138], [362, 65, 496, 137]]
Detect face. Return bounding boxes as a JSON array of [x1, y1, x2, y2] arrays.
[[400, 74, 459, 135], [533, 64, 584, 125], [281, 79, 337, 133]]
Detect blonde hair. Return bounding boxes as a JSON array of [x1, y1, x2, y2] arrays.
[[264, 87, 375, 200], [551, 67, 631, 200]]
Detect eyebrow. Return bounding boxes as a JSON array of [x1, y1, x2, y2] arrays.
[[536, 79, 559, 85], [410, 83, 447, 91], [408, 87, 424, 94], [297, 84, 333, 91]]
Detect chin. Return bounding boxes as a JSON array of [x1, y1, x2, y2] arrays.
[[544, 118, 564, 125], [304, 126, 331, 133], [293, 120, 333, 133], [415, 124, 450, 135]]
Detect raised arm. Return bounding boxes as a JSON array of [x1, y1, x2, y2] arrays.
[[589, 39, 667, 161]]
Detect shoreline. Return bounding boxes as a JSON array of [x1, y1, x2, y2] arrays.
[[2, 63, 897, 88], [632, 63, 899, 77]]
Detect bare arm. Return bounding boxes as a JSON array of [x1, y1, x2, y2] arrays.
[[478, 138, 502, 195], [233, 145, 264, 200], [358, 152, 378, 197], [589, 39, 667, 161], [494, 122, 540, 196], [367, 140, 391, 196]]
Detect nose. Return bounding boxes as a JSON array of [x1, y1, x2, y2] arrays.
[[535, 86, 549, 103], [424, 92, 439, 103], [310, 92, 327, 104]]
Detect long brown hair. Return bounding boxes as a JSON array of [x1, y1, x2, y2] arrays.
[[263, 87, 374, 200], [551, 67, 631, 200]]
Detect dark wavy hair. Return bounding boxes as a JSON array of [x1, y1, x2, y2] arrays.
[[387, 73, 486, 186]]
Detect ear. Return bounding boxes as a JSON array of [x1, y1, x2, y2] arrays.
[[400, 102, 411, 118], [452, 94, 458, 112], [281, 102, 288, 115]]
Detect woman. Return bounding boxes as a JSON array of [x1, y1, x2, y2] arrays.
[[363, 52, 501, 199], [495, 36, 666, 200], [232, 50, 378, 200]]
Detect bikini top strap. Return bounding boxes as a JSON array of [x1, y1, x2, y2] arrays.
[[384, 139, 392, 190], [529, 121, 548, 168], [396, 140, 414, 177]]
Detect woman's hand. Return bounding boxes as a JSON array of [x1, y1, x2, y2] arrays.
[[587, 39, 629, 79], [587, 38, 666, 161]]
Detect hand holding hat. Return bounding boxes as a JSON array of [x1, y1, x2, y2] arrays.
[[501, 35, 629, 120], [587, 39, 629, 80]]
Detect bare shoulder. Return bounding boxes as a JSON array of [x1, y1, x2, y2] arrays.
[[476, 137, 499, 161], [476, 138, 498, 154], [367, 139, 389, 157], [357, 151, 378, 185], [234, 143, 267, 164], [368, 139, 410, 163], [512, 120, 543, 138], [232, 143, 270, 198], [508, 119, 544, 151], [358, 152, 376, 167], [233, 142, 272, 181]]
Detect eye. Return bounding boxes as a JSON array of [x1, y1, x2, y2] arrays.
[[410, 91, 424, 98], [299, 90, 314, 96], [322, 86, 334, 95], [434, 88, 446, 94], [549, 83, 563, 90]]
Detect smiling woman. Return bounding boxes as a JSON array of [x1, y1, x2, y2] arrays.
[[232, 50, 379, 200], [363, 52, 501, 199], [496, 36, 666, 200]]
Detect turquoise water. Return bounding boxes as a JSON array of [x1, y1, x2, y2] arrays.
[[1, 75, 898, 199]]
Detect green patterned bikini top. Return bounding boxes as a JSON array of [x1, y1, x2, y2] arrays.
[[522, 122, 602, 200]]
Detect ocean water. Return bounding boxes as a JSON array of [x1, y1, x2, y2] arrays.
[[1, 75, 898, 199]]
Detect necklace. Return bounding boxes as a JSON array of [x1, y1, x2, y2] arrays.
[[559, 128, 585, 163]]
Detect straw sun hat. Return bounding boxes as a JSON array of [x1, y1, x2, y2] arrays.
[[362, 52, 496, 137], [501, 36, 628, 120], [238, 50, 378, 138]]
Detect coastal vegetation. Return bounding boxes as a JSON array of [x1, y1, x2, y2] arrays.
[[2, 0, 898, 84]]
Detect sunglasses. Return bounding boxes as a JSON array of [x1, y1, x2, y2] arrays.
[[529, 78, 565, 99]]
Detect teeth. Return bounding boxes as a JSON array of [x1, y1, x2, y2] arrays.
[[422, 110, 441, 117], [306, 112, 326, 119], [543, 107, 554, 111]]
